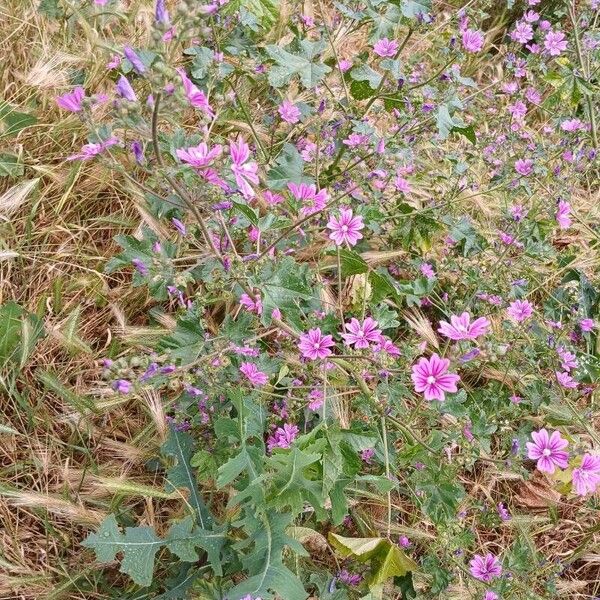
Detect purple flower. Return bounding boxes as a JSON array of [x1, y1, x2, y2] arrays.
[[230, 138, 259, 199], [572, 454, 600, 496], [337, 569, 362, 586], [561, 118, 584, 132], [526, 429, 569, 473], [438, 312, 490, 341], [469, 553, 502, 582], [411, 354, 460, 401], [484, 592, 499, 600], [399, 535, 411, 548], [341, 317, 382, 349], [420, 263, 435, 279], [555, 371, 578, 389], [239, 362, 269, 386], [278, 99, 301, 124], [155, 0, 170, 25], [67, 137, 120, 161], [172, 218, 186, 236], [124, 46, 146, 74], [373, 37, 399, 57], [298, 328, 335, 360], [113, 379, 132, 394], [267, 423, 299, 451], [361, 448, 375, 464], [515, 158, 533, 176], [176, 142, 222, 168], [55, 87, 85, 112], [131, 258, 149, 275], [327, 208, 364, 246], [497, 502, 510, 521], [511, 21, 534, 44], [544, 30, 568, 56], [307, 388, 324, 411], [556, 200, 572, 229], [507, 299, 534, 322], [462, 29, 485, 53], [131, 140, 144, 164], [116, 75, 137, 102]]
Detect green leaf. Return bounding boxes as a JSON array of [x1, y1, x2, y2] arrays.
[[222, 0, 279, 27], [229, 510, 308, 600], [266, 40, 331, 88], [0, 102, 38, 138], [266, 143, 305, 189], [158, 312, 205, 364], [0, 153, 24, 177], [82, 515, 162, 587], [369, 270, 400, 304], [401, 0, 431, 18], [452, 124, 476, 145], [161, 428, 213, 529], [36, 369, 96, 413], [350, 80, 376, 100], [328, 534, 418, 586], [38, 0, 64, 18], [0, 302, 43, 368], [334, 249, 369, 277], [350, 65, 383, 89], [256, 256, 313, 325], [232, 201, 259, 226]]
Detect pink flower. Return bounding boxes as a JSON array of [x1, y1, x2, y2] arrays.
[[511, 21, 534, 44], [267, 423, 299, 451], [239, 362, 268, 386], [544, 30, 568, 56], [308, 388, 324, 411], [338, 59, 352, 72], [420, 263, 435, 279], [56, 87, 85, 112], [484, 592, 499, 600], [373, 38, 399, 57], [561, 118, 584, 132], [469, 553, 502, 582], [572, 454, 600, 496], [341, 317, 382, 349], [555, 371, 578, 389], [556, 200, 572, 229], [288, 182, 329, 216], [526, 429, 569, 473], [523, 10, 539, 22], [327, 208, 364, 246], [515, 158, 533, 176], [67, 137, 119, 161], [239, 293, 262, 314], [264, 190, 283, 205], [507, 299, 533, 322], [411, 354, 460, 401], [176, 142, 222, 168], [438, 312, 490, 341], [230, 138, 259, 199], [298, 328, 335, 360], [278, 100, 301, 123], [580, 318, 595, 332], [462, 29, 485, 53], [176, 68, 214, 117], [373, 336, 400, 357]]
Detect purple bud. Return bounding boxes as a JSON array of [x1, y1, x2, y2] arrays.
[[113, 379, 132, 394], [155, 0, 170, 25], [116, 75, 137, 102], [131, 258, 149, 275], [172, 218, 186, 235], [124, 46, 146, 74], [131, 140, 144, 164]]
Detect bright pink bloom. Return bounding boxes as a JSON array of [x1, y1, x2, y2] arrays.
[[438, 312, 490, 341], [572, 454, 600, 496], [484, 592, 499, 600], [507, 299, 533, 322], [56, 87, 85, 112], [462, 29, 484, 53], [555, 371, 578, 389], [176, 142, 222, 168], [288, 182, 329, 215], [307, 388, 324, 411], [327, 208, 364, 246], [420, 263, 435, 279], [373, 336, 400, 357], [411, 354, 460, 401], [341, 317, 382, 349], [526, 429, 569, 473], [298, 328, 335, 360], [373, 38, 399, 57], [278, 100, 301, 123], [556, 200, 572, 229], [544, 30, 568, 56], [469, 553, 502, 582], [239, 362, 268, 386], [230, 138, 259, 199], [176, 68, 214, 117]]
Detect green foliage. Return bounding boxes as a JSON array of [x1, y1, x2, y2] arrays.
[[266, 40, 332, 88]]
